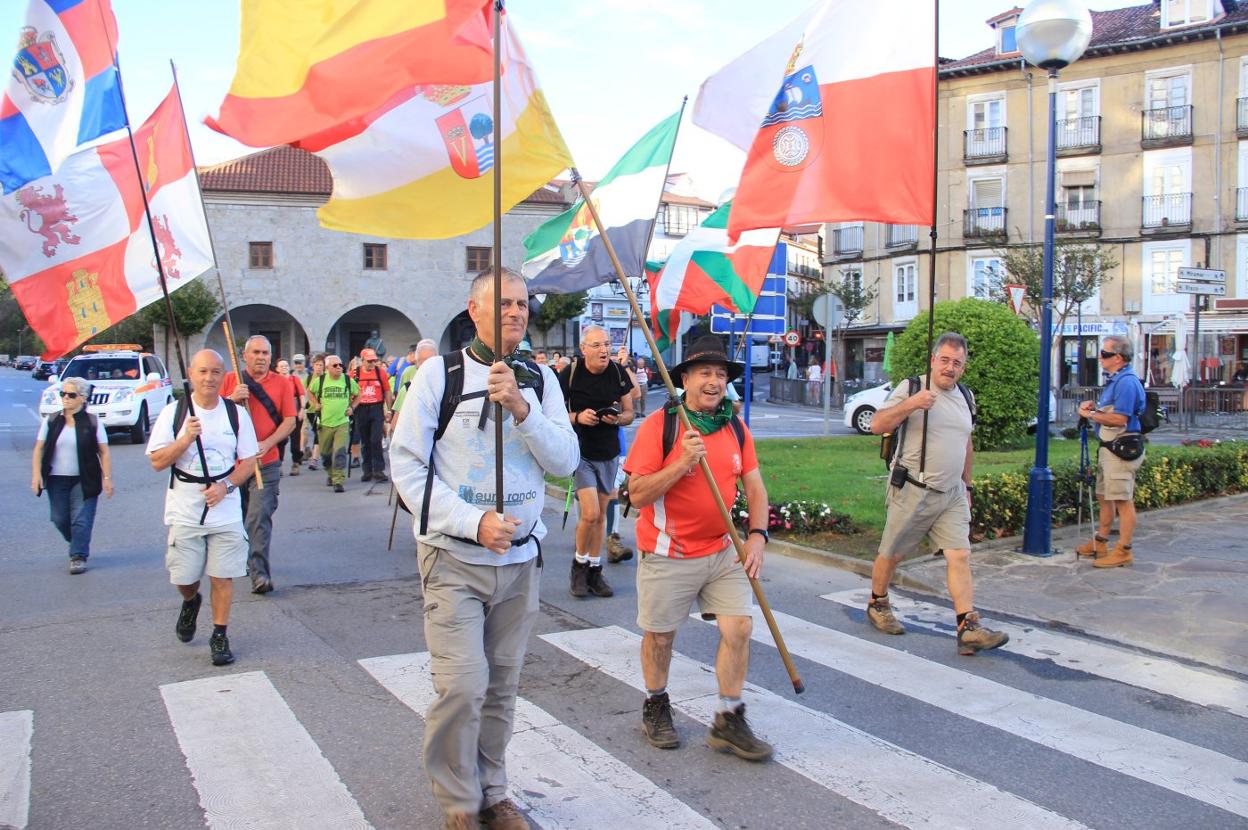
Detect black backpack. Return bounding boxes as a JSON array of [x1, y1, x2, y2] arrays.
[[169, 396, 240, 487], [619, 406, 746, 515], [880, 376, 976, 470], [1138, 388, 1163, 434]]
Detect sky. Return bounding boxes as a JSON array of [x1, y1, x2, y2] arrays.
[[3, 0, 1135, 201]]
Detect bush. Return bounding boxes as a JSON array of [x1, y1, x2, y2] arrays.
[[890, 298, 1040, 451], [971, 440, 1248, 539]]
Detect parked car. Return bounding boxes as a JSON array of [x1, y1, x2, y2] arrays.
[[39, 345, 173, 443], [31, 358, 68, 380], [843, 380, 1057, 435], [14, 355, 37, 371]]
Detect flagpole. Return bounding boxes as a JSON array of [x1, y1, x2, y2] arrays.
[[170, 61, 263, 491], [490, 0, 505, 516], [96, 7, 214, 524], [918, 0, 941, 480], [572, 169, 805, 695]]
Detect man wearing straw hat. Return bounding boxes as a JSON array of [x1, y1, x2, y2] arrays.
[[622, 334, 773, 761]]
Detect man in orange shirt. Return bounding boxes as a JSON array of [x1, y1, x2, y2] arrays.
[[222, 335, 297, 594], [622, 335, 773, 762]]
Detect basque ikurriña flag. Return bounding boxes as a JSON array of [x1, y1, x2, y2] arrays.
[[0, 0, 127, 194], [0, 87, 213, 358], [695, 0, 935, 240]]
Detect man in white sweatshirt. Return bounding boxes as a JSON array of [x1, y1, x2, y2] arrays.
[[390, 268, 579, 830]]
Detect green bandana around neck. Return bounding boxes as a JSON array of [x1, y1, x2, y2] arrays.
[[669, 396, 734, 435], [467, 337, 540, 387]]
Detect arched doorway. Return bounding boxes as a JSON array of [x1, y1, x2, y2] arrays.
[[326, 305, 420, 363], [441, 310, 477, 353], [205, 305, 310, 364]]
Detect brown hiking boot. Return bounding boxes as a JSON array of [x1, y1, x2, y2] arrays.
[[607, 532, 634, 563], [866, 596, 905, 635], [570, 559, 589, 597], [1075, 536, 1107, 559], [707, 703, 773, 762], [479, 798, 529, 830], [1093, 544, 1133, 568], [641, 692, 680, 749], [586, 564, 614, 597], [441, 811, 476, 830], [957, 612, 1009, 656]]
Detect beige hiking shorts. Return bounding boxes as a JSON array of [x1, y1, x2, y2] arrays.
[[878, 482, 971, 558], [636, 544, 753, 633]]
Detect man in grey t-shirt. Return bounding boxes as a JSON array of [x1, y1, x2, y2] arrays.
[[866, 332, 1008, 656]]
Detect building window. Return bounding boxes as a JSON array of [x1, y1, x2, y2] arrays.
[[249, 241, 273, 269], [1146, 70, 1190, 112], [363, 243, 388, 270], [466, 246, 492, 272], [843, 269, 863, 292], [969, 257, 1002, 300], [663, 204, 698, 236], [998, 23, 1017, 54], [894, 261, 917, 320], [1162, 0, 1216, 28], [1142, 239, 1191, 314]]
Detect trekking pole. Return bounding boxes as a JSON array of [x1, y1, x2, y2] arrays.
[[1077, 419, 1088, 554], [561, 480, 575, 530], [573, 172, 805, 694], [387, 496, 400, 551]]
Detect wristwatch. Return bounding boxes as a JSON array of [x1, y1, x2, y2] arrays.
[[748, 528, 769, 542], [224, 483, 237, 495]]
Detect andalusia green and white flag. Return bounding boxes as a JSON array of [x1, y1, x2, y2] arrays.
[[523, 110, 680, 293]]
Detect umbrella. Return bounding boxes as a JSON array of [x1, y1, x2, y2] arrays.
[[1170, 313, 1190, 388], [882, 331, 895, 374]]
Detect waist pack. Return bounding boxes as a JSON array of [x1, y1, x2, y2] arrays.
[[1102, 433, 1145, 462]]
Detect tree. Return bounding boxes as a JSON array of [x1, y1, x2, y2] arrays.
[[140, 279, 221, 364], [530, 290, 587, 336], [805, 274, 878, 385], [890, 298, 1040, 450]]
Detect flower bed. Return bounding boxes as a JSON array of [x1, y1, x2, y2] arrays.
[[733, 492, 859, 536]]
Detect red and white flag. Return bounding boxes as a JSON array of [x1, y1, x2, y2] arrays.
[[695, 0, 935, 240], [0, 85, 212, 358]]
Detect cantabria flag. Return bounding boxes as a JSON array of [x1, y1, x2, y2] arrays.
[[524, 110, 679, 293], [650, 200, 780, 320]]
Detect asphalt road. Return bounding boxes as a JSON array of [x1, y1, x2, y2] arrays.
[[2, 366, 1245, 830]]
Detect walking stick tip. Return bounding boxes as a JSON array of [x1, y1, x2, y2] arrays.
[[792, 679, 806, 694]]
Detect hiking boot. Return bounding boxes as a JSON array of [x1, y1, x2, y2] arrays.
[[707, 703, 773, 762], [251, 577, 273, 595], [289, 463, 301, 477], [607, 532, 633, 563], [334, 483, 345, 493], [68, 556, 87, 575], [1093, 544, 1133, 568], [307, 459, 319, 471], [209, 632, 235, 666], [586, 564, 613, 597], [866, 596, 905, 635], [957, 612, 1009, 656], [441, 812, 476, 830], [176, 592, 202, 642], [373, 471, 388, 483], [350, 456, 360, 468], [479, 798, 529, 830], [1076, 536, 1108, 559], [326, 474, 333, 487], [570, 559, 589, 597], [361, 472, 373, 483], [641, 692, 680, 749]]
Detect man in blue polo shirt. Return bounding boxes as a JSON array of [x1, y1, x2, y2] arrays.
[[1076, 335, 1146, 569]]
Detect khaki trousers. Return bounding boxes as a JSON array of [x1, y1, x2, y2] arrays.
[[417, 543, 540, 813]]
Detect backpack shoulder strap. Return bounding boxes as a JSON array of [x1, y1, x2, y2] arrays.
[[661, 406, 681, 458], [172, 395, 189, 437], [730, 415, 746, 449], [223, 398, 240, 437], [564, 358, 579, 411], [523, 360, 545, 404], [956, 382, 977, 424], [422, 351, 466, 535]]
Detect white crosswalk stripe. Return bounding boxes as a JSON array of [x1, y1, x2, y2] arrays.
[[0, 710, 33, 830], [360, 652, 720, 830], [699, 606, 1248, 819], [159, 671, 372, 829], [823, 588, 1248, 719], [542, 625, 1089, 830]]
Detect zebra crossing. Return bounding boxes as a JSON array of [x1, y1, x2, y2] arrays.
[[3, 589, 1246, 829]]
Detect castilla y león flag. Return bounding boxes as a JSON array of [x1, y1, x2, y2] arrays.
[[0, 86, 212, 358], [695, 0, 935, 240]]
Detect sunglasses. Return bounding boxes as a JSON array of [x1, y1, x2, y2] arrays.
[[1099, 350, 1119, 359], [327, 363, 343, 368], [59, 391, 79, 399]]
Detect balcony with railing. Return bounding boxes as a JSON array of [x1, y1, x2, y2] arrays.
[[1140, 105, 1193, 147], [963, 208, 1007, 242], [963, 126, 1007, 164], [1055, 116, 1101, 155], [1237, 187, 1248, 222], [1239, 98, 1248, 137], [886, 224, 920, 249], [1141, 193, 1192, 231], [831, 225, 863, 259], [1056, 201, 1101, 235]]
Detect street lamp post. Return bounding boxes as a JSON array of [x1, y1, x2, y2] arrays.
[[1018, 0, 1093, 557]]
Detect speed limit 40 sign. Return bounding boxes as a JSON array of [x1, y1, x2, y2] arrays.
[[783, 330, 801, 347]]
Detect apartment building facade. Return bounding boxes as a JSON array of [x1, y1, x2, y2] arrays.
[[828, 0, 1248, 387]]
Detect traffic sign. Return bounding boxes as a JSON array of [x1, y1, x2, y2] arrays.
[[1176, 268, 1226, 284], [783, 330, 801, 346], [1177, 281, 1226, 295]]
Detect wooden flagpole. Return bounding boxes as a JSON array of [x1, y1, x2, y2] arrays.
[[490, 0, 505, 516], [572, 170, 804, 695], [919, 0, 941, 479]]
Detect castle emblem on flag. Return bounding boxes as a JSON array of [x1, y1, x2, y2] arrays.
[[16, 183, 80, 257], [558, 199, 599, 267], [152, 214, 184, 279], [436, 95, 496, 180], [66, 268, 108, 339], [12, 27, 73, 104], [763, 38, 822, 168]]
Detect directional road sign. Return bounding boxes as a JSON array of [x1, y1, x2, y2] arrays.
[[1176, 268, 1226, 284], [1176, 281, 1226, 295]]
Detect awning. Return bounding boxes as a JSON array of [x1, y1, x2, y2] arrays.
[[1148, 313, 1248, 335]]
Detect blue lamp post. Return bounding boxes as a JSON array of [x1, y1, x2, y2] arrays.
[[1018, 0, 1093, 556]]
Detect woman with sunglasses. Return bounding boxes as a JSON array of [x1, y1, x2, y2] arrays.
[[31, 377, 113, 574]]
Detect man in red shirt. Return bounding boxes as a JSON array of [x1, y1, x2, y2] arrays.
[[623, 335, 773, 762], [352, 347, 393, 482], [222, 335, 297, 594]]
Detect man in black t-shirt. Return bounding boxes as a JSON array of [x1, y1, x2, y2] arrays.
[[558, 326, 635, 599]]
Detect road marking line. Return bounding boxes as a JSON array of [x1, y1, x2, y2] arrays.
[[160, 671, 372, 829], [0, 710, 33, 830], [542, 626, 1086, 830], [709, 607, 1248, 819], [823, 589, 1248, 720], [360, 652, 717, 830]]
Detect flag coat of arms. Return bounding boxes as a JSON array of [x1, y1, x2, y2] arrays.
[[694, 0, 935, 240], [294, 16, 571, 240], [207, 0, 493, 148], [0, 87, 213, 358], [0, 0, 127, 194], [523, 110, 680, 294]]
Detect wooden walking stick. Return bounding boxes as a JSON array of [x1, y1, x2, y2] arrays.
[[219, 315, 264, 489], [572, 171, 805, 694]]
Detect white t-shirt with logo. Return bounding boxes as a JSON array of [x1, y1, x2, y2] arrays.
[[147, 397, 259, 528]]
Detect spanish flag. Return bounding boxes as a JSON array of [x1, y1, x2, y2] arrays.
[[296, 17, 571, 240], [206, 0, 493, 148]]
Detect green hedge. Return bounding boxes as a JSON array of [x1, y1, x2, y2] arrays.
[[972, 441, 1248, 539]]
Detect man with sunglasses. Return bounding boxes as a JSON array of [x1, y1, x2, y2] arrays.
[[1076, 336, 1146, 568]]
